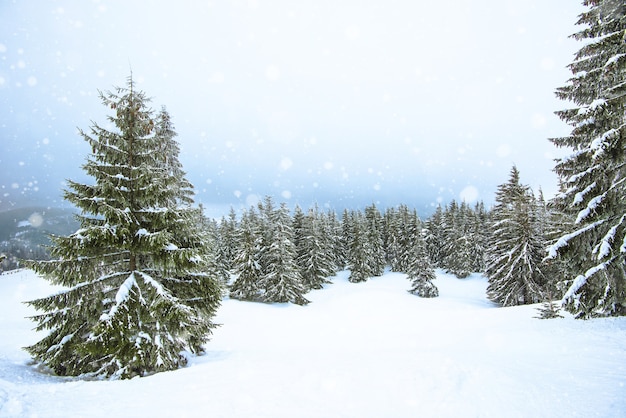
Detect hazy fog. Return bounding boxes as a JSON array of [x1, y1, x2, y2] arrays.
[[0, 1, 582, 217]]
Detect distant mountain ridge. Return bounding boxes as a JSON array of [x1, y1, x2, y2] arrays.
[[0, 206, 79, 242], [0, 206, 79, 270]]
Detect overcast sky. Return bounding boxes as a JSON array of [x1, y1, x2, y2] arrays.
[[1, 0, 584, 217]]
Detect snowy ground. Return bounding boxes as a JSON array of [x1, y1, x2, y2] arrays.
[[1, 269, 625, 418]]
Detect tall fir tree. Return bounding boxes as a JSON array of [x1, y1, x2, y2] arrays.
[[547, 0, 626, 317], [469, 201, 488, 273], [259, 202, 309, 305], [424, 205, 445, 267], [217, 207, 239, 272], [230, 208, 263, 301], [384, 207, 402, 271], [485, 166, 547, 306], [364, 204, 386, 277], [292, 205, 306, 257], [296, 206, 335, 291], [441, 201, 475, 278], [340, 208, 353, 270], [205, 217, 232, 286], [25, 77, 221, 379], [347, 211, 371, 283], [324, 209, 344, 272], [407, 225, 439, 298]]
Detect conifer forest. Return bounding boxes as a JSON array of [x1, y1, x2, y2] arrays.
[[9, 1, 624, 384], [0, 8, 621, 418], [0, 1, 625, 417]]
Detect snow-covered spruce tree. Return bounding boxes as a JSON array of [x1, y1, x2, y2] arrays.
[[323, 209, 344, 272], [441, 201, 475, 278], [204, 217, 232, 286], [535, 289, 564, 319], [230, 208, 263, 301], [384, 205, 415, 273], [258, 201, 309, 305], [296, 206, 335, 291], [384, 205, 422, 273], [364, 204, 386, 277], [407, 227, 439, 298], [536, 190, 571, 300], [24, 77, 221, 379], [292, 205, 306, 256], [424, 205, 445, 267], [398, 207, 427, 274], [217, 207, 238, 272], [547, 0, 626, 318], [340, 208, 353, 270], [469, 201, 489, 273], [383, 207, 402, 270], [346, 211, 371, 283], [485, 166, 547, 306]]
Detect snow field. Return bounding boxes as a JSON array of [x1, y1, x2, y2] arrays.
[[0, 269, 625, 417]]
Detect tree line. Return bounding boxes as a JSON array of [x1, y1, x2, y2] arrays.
[[204, 171, 561, 312], [206, 199, 442, 305]]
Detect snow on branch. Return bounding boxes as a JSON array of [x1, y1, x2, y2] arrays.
[[575, 192, 607, 224], [589, 98, 607, 110], [561, 260, 611, 304], [100, 273, 137, 321], [573, 182, 596, 205], [45, 333, 75, 354], [561, 148, 586, 165], [605, 53, 626, 67], [590, 129, 618, 159], [597, 215, 625, 260], [546, 219, 606, 259], [567, 165, 597, 185]]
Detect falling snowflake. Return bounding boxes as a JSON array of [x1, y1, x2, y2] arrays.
[[345, 25, 360, 41], [279, 157, 293, 171], [265, 65, 280, 81], [459, 186, 479, 203]]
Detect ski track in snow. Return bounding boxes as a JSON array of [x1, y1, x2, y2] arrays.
[[0, 269, 625, 417]]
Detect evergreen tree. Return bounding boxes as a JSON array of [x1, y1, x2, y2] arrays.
[[153, 107, 194, 206], [383, 207, 400, 270], [547, 0, 626, 317], [297, 206, 335, 291], [535, 289, 564, 319], [407, 226, 439, 298], [339, 208, 353, 270], [217, 207, 238, 272], [347, 211, 371, 283], [485, 166, 547, 306], [424, 205, 445, 267], [324, 209, 344, 272], [383, 205, 416, 273], [441, 201, 474, 278], [386, 205, 430, 275], [25, 77, 221, 379], [292, 205, 306, 256], [364, 204, 386, 277], [537, 191, 571, 300], [259, 203, 309, 305], [469, 201, 488, 273], [400, 207, 422, 273], [205, 217, 231, 286], [230, 208, 263, 301]]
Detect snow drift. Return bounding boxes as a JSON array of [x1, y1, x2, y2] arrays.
[[0, 269, 624, 417]]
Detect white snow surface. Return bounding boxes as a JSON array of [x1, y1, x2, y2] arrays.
[[1, 269, 625, 417]]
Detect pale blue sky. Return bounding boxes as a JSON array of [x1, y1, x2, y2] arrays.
[[1, 0, 583, 217]]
